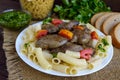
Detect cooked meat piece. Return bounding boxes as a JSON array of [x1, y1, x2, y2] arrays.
[[71, 35, 78, 43], [35, 34, 68, 49], [42, 24, 59, 33], [77, 32, 91, 44], [73, 27, 91, 45], [58, 21, 79, 30], [82, 39, 93, 48], [50, 42, 83, 53]]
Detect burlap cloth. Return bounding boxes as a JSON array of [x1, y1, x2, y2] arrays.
[[3, 27, 120, 80]]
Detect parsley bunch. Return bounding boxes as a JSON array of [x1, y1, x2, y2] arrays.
[[54, 0, 111, 23]]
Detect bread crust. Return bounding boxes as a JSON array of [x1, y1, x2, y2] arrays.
[[101, 14, 120, 35], [95, 12, 118, 30], [91, 12, 106, 26], [110, 23, 120, 48]]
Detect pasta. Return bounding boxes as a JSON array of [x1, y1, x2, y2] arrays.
[[69, 67, 78, 75], [52, 63, 70, 74], [22, 25, 35, 42], [20, 0, 54, 19], [95, 35, 111, 58], [52, 58, 61, 65], [42, 50, 53, 61], [88, 58, 103, 69], [65, 50, 80, 58], [34, 48, 52, 70], [20, 42, 28, 55], [57, 52, 88, 67]]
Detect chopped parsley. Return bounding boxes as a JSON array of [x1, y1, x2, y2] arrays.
[[52, 53, 58, 58], [98, 44, 106, 52], [24, 43, 30, 49], [43, 17, 52, 24], [102, 38, 109, 46]]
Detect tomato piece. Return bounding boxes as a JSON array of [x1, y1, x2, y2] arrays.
[[58, 29, 73, 40], [80, 48, 93, 60], [36, 30, 48, 39], [91, 31, 99, 40], [52, 19, 63, 26]]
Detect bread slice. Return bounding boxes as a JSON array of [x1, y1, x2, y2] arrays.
[[101, 14, 120, 35], [91, 12, 106, 26], [110, 23, 120, 48], [95, 12, 118, 30]]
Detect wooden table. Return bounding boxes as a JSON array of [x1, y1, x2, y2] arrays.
[[0, 0, 120, 80]]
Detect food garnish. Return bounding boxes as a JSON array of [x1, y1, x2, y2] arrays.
[[91, 31, 99, 40], [80, 48, 93, 60], [54, 0, 111, 23], [58, 29, 73, 40], [36, 30, 48, 39], [0, 11, 31, 30]]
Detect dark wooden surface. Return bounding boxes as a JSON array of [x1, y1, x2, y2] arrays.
[[0, 0, 120, 80], [0, 0, 21, 80]]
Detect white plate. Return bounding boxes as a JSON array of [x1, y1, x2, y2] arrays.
[[15, 22, 113, 77]]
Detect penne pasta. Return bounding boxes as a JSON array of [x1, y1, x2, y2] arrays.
[[21, 43, 28, 55], [52, 63, 70, 74], [33, 56, 39, 64], [69, 67, 78, 75], [33, 24, 42, 33], [42, 50, 53, 61], [52, 58, 61, 65], [65, 50, 80, 58], [86, 23, 96, 32], [23, 26, 35, 42], [34, 48, 52, 70], [88, 58, 103, 69], [57, 52, 88, 67], [28, 53, 34, 61], [27, 42, 35, 54], [92, 39, 98, 48]]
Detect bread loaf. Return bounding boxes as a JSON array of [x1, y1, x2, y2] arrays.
[[91, 12, 106, 26], [101, 14, 120, 35], [110, 23, 120, 48], [95, 12, 118, 30]]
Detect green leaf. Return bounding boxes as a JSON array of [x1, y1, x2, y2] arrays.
[[102, 39, 109, 46], [53, 5, 63, 12], [53, 0, 111, 23], [24, 43, 30, 49], [43, 17, 52, 24], [98, 44, 106, 52], [52, 53, 58, 58]]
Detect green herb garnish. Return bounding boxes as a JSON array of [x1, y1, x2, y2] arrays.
[[102, 38, 109, 46], [24, 43, 30, 49], [98, 44, 106, 52], [54, 0, 111, 23], [43, 17, 52, 24], [52, 53, 58, 58]]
